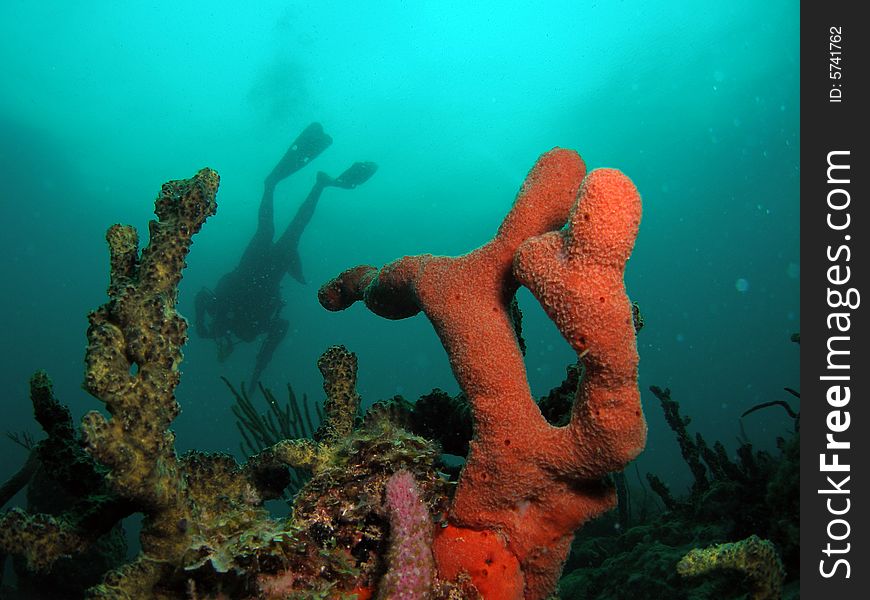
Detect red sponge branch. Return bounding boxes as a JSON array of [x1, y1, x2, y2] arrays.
[[319, 149, 645, 599]]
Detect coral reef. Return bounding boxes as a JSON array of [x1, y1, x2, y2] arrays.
[[677, 535, 785, 600], [80, 169, 218, 498], [0, 146, 799, 600], [2, 379, 129, 598], [3, 166, 227, 597], [74, 168, 245, 595], [0, 372, 132, 581], [320, 148, 645, 599], [0, 169, 447, 599]]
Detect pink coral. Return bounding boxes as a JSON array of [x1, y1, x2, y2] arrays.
[[378, 470, 436, 600], [320, 149, 645, 599]]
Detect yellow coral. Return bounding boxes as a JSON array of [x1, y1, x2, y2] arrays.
[[245, 345, 361, 477], [677, 535, 785, 600]]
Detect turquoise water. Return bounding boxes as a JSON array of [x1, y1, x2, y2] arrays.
[[0, 0, 798, 527]]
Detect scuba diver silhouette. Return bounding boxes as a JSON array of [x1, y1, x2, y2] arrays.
[[195, 122, 377, 389]]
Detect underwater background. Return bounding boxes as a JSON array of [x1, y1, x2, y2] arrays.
[[0, 0, 798, 593]]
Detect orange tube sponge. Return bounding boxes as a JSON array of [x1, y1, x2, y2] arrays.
[[319, 149, 645, 599]]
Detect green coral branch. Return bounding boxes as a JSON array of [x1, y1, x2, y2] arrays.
[[245, 345, 361, 480], [678, 535, 785, 600], [80, 169, 219, 516], [313, 346, 360, 446]]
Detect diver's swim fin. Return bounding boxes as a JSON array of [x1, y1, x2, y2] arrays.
[[322, 161, 379, 190], [265, 122, 333, 187], [286, 246, 306, 284]]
